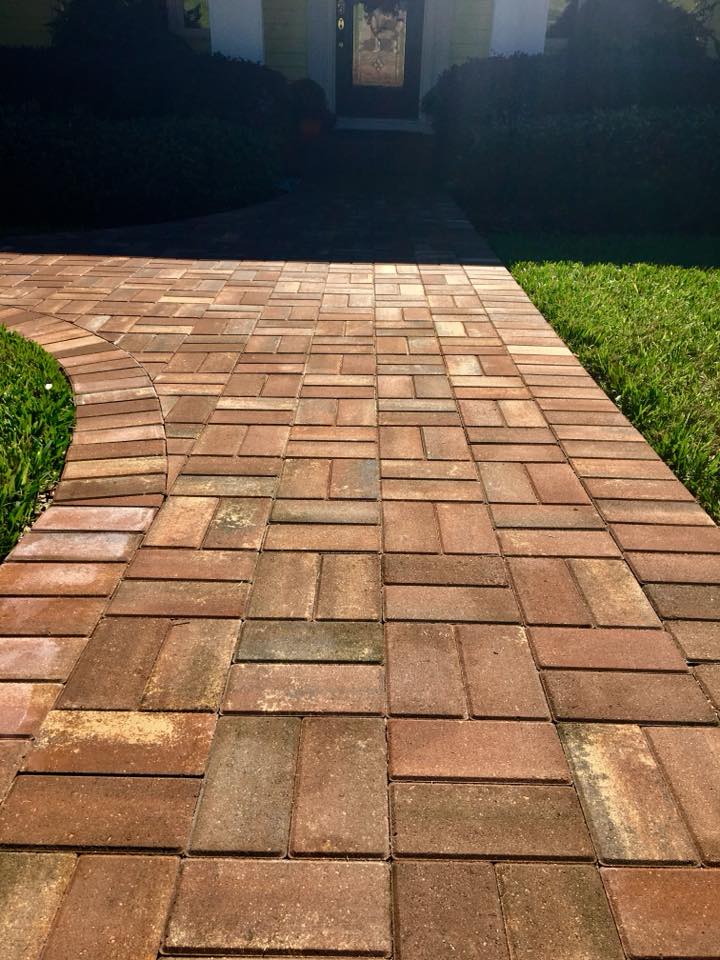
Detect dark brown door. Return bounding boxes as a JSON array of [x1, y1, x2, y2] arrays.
[[335, 0, 426, 119]]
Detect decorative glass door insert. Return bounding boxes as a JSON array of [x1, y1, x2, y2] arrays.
[[352, 3, 408, 89]]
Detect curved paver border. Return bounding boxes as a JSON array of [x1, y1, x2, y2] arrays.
[[0, 305, 166, 726]]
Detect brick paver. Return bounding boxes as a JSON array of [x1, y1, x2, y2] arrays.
[[0, 184, 719, 958]]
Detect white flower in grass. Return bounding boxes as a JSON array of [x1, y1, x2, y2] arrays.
[[45, 383, 53, 390]]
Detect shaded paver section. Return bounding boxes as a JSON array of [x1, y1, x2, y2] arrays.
[[0, 172, 719, 958]]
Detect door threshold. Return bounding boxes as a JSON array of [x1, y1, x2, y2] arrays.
[[335, 116, 433, 134]]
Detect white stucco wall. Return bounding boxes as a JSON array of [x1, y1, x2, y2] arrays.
[[210, 0, 265, 61], [490, 0, 551, 55]]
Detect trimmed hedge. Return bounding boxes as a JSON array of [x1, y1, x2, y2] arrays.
[[0, 45, 330, 134], [424, 0, 720, 163], [451, 107, 720, 234], [0, 110, 278, 229], [0, 34, 332, 229], [424, 53, 720, 160]]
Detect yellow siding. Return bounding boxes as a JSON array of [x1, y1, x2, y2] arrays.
[[450, 0, 494, 65], [0, 0, 54, 46], [263, 0, 308, 80]]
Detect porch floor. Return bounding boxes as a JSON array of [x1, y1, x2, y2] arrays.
[[0, 164, 719, 959]]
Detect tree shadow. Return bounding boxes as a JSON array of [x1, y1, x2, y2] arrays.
[[0, 132, 499, 266], [489, 231, 720, 269]]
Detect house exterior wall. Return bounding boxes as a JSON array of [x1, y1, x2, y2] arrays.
[[4, 0, 719, 68], [264, 0, 308, 79], [450, 0, 495, 65], [209, 0, 265, 59], [490, 0, 551, 55]]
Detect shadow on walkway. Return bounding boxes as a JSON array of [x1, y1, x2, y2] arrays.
[[0, 131, 498, 265]]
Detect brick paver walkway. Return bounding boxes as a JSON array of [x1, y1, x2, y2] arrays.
[[0, 185, 719, 959]]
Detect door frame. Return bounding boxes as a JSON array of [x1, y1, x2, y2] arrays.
[[308, 0, 451, 118], [334, 0, 427, 120]]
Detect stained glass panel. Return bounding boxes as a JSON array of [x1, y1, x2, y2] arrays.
[[352, 4, 408, 88]]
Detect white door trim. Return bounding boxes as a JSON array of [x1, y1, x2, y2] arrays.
[[308, 0, 337, 110], [420, 0, 453, 103], [318, 0, 452, 123]]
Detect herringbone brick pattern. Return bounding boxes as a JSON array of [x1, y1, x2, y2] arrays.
[[0, 191, 718, 959]]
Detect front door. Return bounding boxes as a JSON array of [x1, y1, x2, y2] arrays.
[[335, 0, 426, 119]]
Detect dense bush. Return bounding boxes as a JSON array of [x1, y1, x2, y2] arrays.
[[453, 107, 720, 233], [0, 0, 332, 229], [45, 0, 299, 127], [424, 54, 570, 147], [568, 0, 720, 111], [0, 44, 322, 135], [50, 0, 171, 53], [424, 0, 720, 234], [424, 0, 720, 153], [0, 110, 278, 229], [1, 0, 332, 146]]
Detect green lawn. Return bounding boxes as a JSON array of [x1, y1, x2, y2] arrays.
[[491, 234, 720, 522], [0, 327, 75, 560]]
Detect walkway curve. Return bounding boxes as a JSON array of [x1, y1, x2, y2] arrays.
[[0, 195, 719, 960]]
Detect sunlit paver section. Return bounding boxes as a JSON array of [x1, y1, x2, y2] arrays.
[[0, 193, 718, 959]]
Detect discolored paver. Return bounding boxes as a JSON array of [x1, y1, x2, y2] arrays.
[[237, 619, 384, 662], [0, 774, 199, 849], [40, 855, 178, 960], [24, 710, 216, 775], [498, 863, 624, 960], [560, 723, 696, 863], [389, 719, 569, 782], [1, 180, 719, 959], [291, 717, 388, 856], [166, 859, 392, 954], [545, 669, 716, 723], [191, 716, 299, 854], [394, 861, 508, 960], [391, 782, 594, 858], [602, 868, 720, 958], [0, 852, 76, 960]]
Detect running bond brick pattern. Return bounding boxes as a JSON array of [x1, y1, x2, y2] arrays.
[[0, 190, 719, 960]]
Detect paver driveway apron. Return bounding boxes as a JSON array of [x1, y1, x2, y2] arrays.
[[0, 193, 718, 960]]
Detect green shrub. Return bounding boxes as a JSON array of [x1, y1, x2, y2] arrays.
[[50, 0, 172, 54], [423, 54, 568, 152], [0, 43, 296, 130], [0, 0, 332, 139], [568, 0, 719, 111], [424, 0, 720, 156], [0, 327, 75, 561], [453, 107, 720, 233], [0, 110, 278, 229]]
